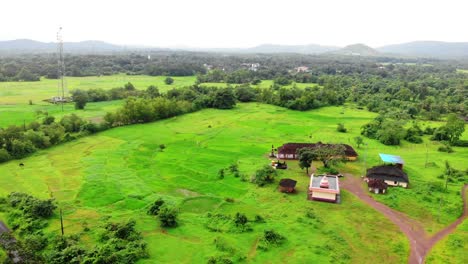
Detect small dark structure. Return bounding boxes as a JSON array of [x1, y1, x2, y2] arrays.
[[19, 163, 24, 167], [367, 178, 388, 194], [271, 160, 287, 169], [277, 142, 358, 160], [279, 178, 297, 193], [366, 165, 409, 188]]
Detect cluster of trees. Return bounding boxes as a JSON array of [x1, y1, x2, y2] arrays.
[[361, 113, 465, 146], [0, 192, 148, 264], [147, 198, 179, 228], [0, 114, 106, 162]]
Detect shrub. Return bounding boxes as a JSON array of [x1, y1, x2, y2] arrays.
[[164, 77, 174, 85], [147, 198, 165, 215], [336, 123, 347, 133], [252, 165, 277, 187], [218, 169, 225, 179], [0, 148, 11, 162], [258, 230, 286, 250], [158, 205, 178, 227]]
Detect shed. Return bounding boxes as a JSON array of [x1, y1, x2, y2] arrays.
[[279, 178, 297, 193], [379, 153, 404, 169]]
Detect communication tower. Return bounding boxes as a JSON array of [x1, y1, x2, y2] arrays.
[[56, 27, 67, 110]]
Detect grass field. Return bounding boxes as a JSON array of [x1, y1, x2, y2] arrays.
[[0, 103, 414, 263], [0, 103, 466, 262], [0, 75, 319, 129], [0, 75, 196, 128], [456, 69, 468, 74], [426, 207, 467, 263]]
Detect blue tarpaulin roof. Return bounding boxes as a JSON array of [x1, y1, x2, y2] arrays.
[[379, 153, 404, 164]]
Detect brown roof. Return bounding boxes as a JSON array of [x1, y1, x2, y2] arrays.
[[279, 178, 297, 188], [367, 165, 409, 183], [367, 178, 388, 189], [278, 142, 358, 157]]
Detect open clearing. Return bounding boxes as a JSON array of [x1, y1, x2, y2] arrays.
[[0, 103, 466, 263], [0, 75, 318, 128]]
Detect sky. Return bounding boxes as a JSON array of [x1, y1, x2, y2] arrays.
[[1, 0, 467, 48]]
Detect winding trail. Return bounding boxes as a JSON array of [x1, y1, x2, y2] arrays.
[[340, 174, 467, 264]]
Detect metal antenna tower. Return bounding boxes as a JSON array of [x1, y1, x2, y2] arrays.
[[57, 27, 66, 111]]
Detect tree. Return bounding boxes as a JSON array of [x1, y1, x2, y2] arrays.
[[158, 205, 178, 227], [252, 165, 277, 187], [124, 82, 135, 91], [212, 88, 236, 109], [336, 123, 347, 133], [296, 147, 315, 174], [445, 114, 465, 143], [147, 198, 165, 215], [354, 136, 364, 148], [311, 144, 345, 168], [234, 212, 248, 228], [164, 77, 174, 85], [146, 85, 160, 99], [72, 89, 88, 110], [376, 120, 405, 145]]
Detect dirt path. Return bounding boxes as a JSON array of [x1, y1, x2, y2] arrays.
[[0, 221, 9, 234], [340, 174, 467, 264]]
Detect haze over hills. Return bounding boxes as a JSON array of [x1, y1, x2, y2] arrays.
[[376, 41, 468, 58], [1, 39, 468, 59]]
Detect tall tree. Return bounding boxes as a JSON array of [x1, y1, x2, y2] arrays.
[[297, 147, 316, 174], [445, 114, 465, 143], [311, 144, 346, 168]]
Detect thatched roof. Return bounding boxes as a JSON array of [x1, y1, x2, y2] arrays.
[[366, 165, 409, 183], [278, 142, 358, 157], [279, 178, 297, 188]]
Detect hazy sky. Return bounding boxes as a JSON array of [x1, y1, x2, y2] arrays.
[[1, 0, 467, 48]]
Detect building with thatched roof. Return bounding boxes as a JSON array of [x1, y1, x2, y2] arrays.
[[366, 165, 409, 188], [277, 142, 358, 161], [279, 178, 297, 193]]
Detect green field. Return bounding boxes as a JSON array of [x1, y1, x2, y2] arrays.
[[426, 188, 467, 264], [0, 103, 412, 263], [0, 103, 466, 262], [0, 75, 319, 128], [0, 75, 197, 128]]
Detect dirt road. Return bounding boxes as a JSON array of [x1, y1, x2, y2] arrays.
[[340, 174, 467, 264]]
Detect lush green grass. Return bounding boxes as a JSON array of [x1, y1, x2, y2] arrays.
[[0, 75, 196, 104], [0, 100, 122, 128], [0, 75, 196, 128], [426, 188, 468, 263], [0, 75, 319, 129], [456, 69, 468, 74], [0, 103, 412, 263]]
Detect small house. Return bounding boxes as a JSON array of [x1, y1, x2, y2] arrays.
[[308, 174, 340, 203], [277, 142, 358, 161], [279, 178, 297, 193], [367, 178, 388, 194], [366, 165, 409, 188]]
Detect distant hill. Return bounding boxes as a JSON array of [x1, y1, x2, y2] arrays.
[[377, 41, 468, 58], [0, 39, 126, 54], [244, 44, 339, 54], [330, 43, 379, 56]]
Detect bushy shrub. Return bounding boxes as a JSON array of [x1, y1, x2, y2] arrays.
[[147, 198, 165, 215], [158, 205, 179, 227]]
